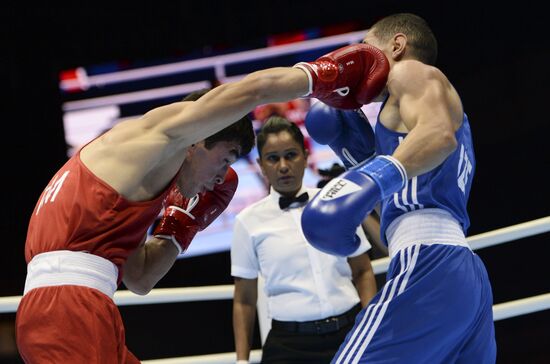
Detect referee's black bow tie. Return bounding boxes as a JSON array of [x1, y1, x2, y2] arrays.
[[279, 192, 309, 210]]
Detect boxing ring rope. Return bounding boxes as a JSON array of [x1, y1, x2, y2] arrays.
[[370, 215, 550, 275], [2, 216, 549, 363], [135, 293, 550, 364]]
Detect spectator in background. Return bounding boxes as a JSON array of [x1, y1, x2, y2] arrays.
[[231, 117, 379, 364]]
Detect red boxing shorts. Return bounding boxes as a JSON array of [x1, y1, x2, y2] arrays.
[[16, 251, 140, 363]]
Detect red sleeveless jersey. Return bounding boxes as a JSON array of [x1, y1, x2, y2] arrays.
[[25, 152, 173, 278]]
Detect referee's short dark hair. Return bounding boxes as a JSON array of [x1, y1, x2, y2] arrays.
[[256, 116, 305, 158]]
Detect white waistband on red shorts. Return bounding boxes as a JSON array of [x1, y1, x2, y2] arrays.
[[386, 208, 471, 259], [23, 250, 118, 299]]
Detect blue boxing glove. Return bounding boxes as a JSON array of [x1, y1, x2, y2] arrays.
[[305, 101, 375, 169], [302, 155, 407, 256]]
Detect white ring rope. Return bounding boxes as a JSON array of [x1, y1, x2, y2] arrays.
[[2, 216, 549, 363], [371, 216, 550, 275], [115, 285, 234, 306], [141, 294, 550, 363], [0, 216, 548, 314], [141, 349, 263, 364], [492, 292, 550, 321]]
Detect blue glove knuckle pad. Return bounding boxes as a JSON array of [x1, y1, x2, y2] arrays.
[[305, 102, 375, 169], [302, 156, 406, 257]]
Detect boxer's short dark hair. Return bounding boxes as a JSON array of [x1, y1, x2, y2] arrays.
[[370, 13, 438, 65]]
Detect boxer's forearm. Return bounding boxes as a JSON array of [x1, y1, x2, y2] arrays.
[[122, 237, 179, 295], [156, 67, 309, 144]]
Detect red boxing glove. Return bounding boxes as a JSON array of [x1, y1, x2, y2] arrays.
[[294, 44, 389, 109], [153, 167, 238, 254]]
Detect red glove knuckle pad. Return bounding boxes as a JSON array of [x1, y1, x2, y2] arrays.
[[298, 44, 390, 109], [153, 167, 238, 253]]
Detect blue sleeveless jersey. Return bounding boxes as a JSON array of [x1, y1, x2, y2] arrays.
[[375, 113, 476, 244]]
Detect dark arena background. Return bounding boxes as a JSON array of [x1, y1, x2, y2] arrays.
[[2, 1, 549, 363]]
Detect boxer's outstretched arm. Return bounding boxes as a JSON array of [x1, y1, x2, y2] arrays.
[[144, 68, 309, 148], [142, 43, 389, 150], [388, 61, 463, 177]]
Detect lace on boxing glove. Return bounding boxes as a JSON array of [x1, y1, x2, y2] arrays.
[[294, 43, 389, 109], [154, 193, 201, 255]]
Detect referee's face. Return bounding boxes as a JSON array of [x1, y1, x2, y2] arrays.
[[257, 131, 308, 198]]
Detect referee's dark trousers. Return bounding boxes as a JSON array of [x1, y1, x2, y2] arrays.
[[261, 304, 361, 364]]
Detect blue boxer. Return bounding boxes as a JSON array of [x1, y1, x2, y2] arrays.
[[303, 106, 497, 362]]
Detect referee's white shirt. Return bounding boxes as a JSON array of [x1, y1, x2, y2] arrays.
[[231, 186, 371, 322]]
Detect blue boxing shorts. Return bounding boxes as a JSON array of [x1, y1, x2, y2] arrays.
[[331, 244, 496, 364]]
